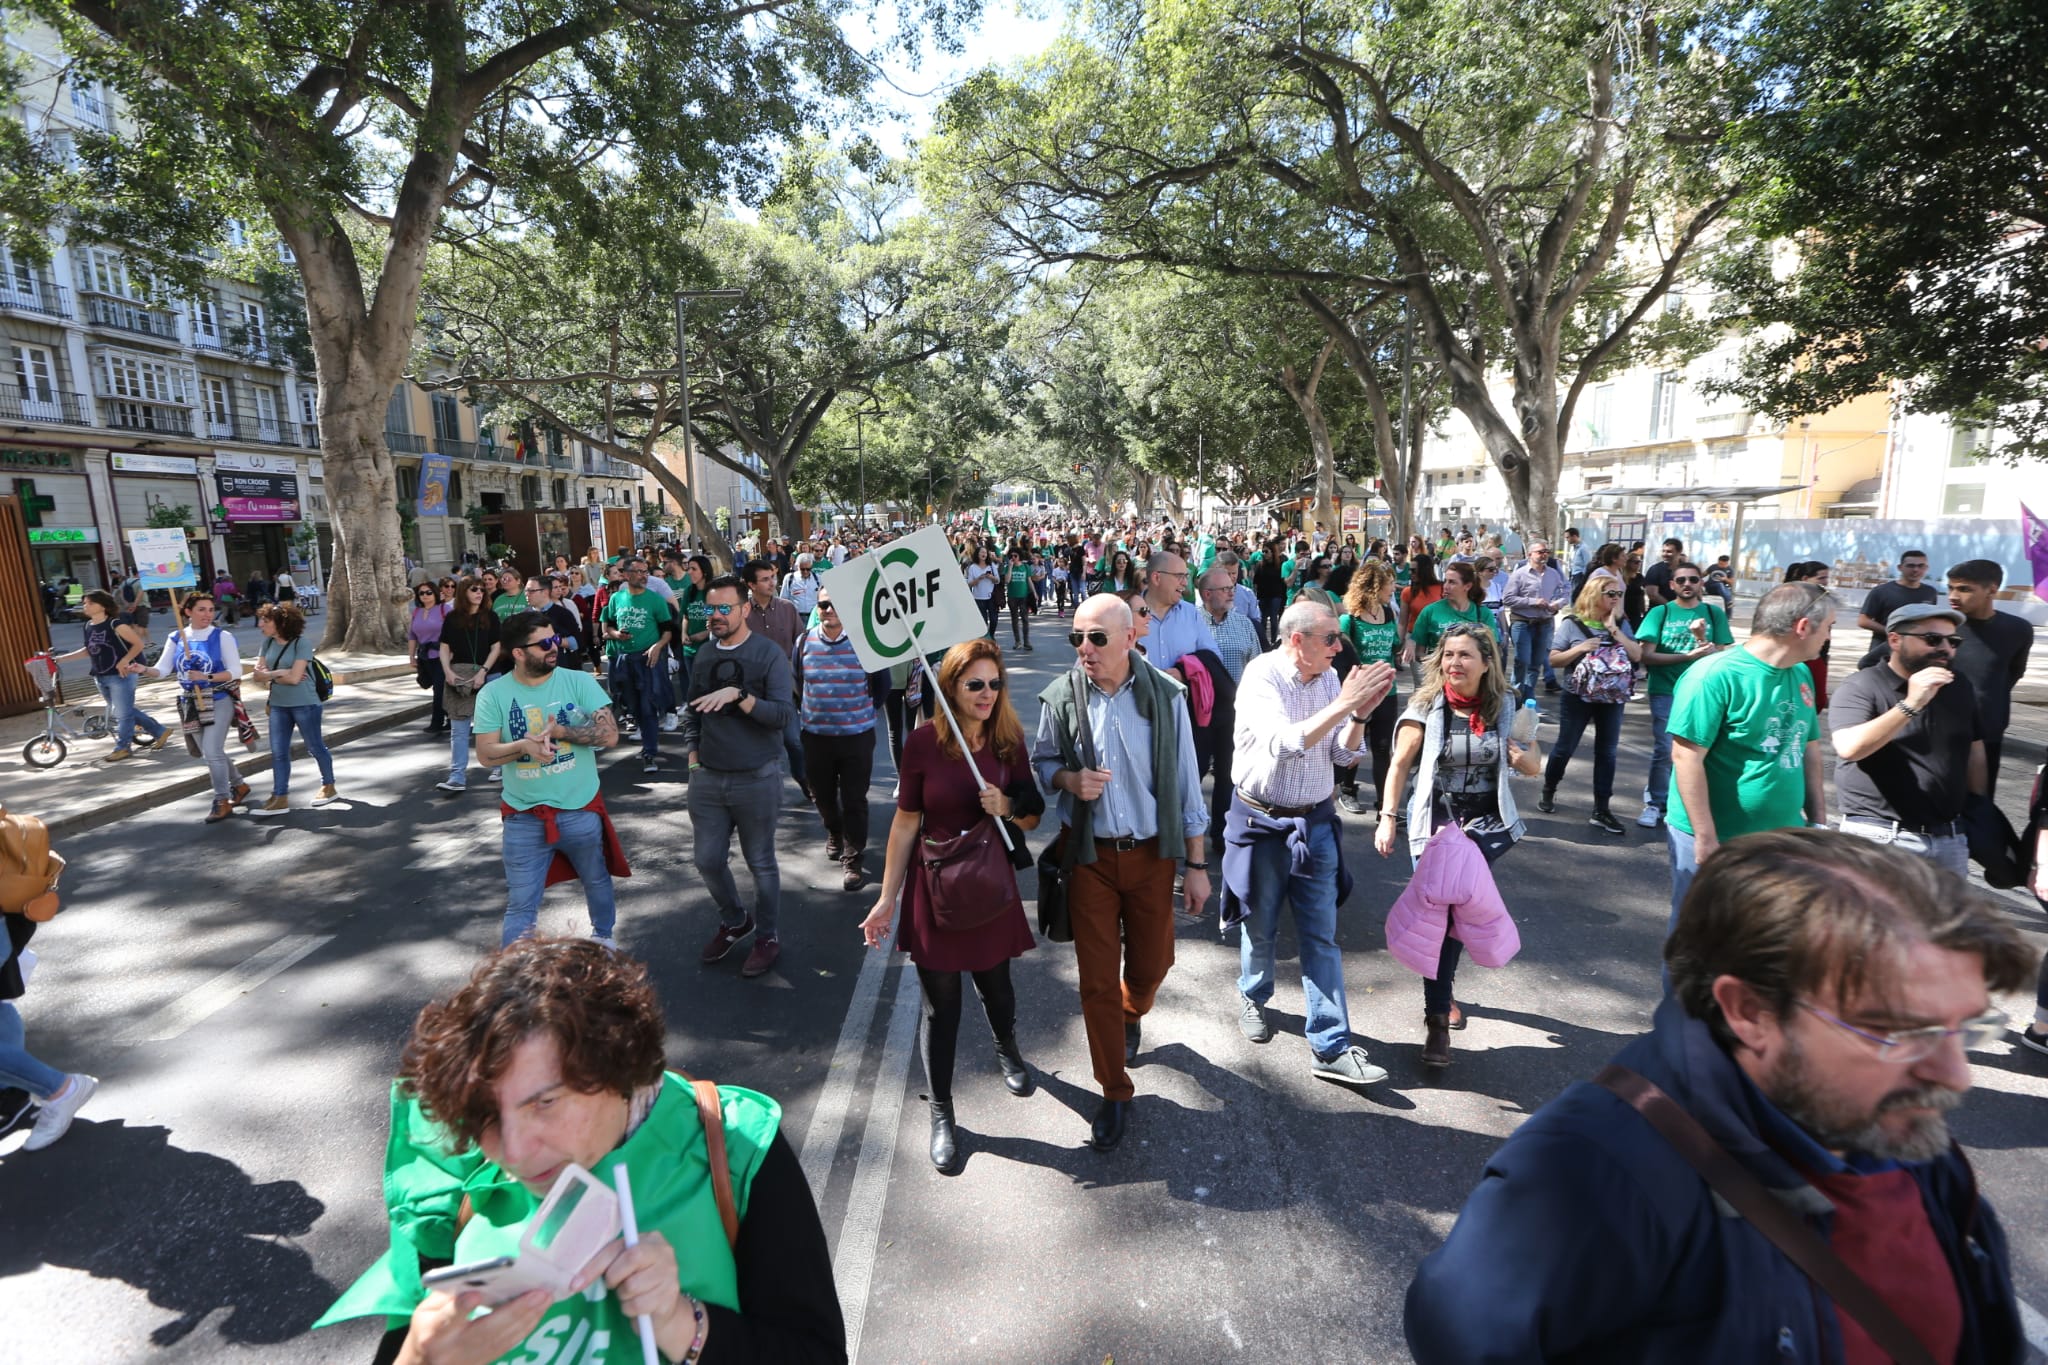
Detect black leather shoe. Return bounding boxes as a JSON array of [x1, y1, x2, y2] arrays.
[[993, 1034, 1035, 1097], [1090, 1098, 1130, 1152], [928, 1100, 961, 1174], [1124, 1019, 1141, 1065]]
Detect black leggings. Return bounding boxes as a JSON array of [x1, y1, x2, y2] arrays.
[[917, 961, 1019, 1103], [1008, 597, 1031, 645], [1338, 687, 1399, 806]]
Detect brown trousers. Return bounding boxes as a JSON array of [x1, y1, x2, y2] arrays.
[[1068, 834, 1179, 1101]]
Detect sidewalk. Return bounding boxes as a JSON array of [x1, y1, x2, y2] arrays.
[[1, 653, 431, 838]]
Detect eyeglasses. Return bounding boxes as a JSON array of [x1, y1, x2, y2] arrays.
[[961, 677, 1005, 693], [1672, 575, 1702, 584], [708, 603, 739, 616], [1069, 629, 1113, 648], [522, 635, 562, 652], [1899, 631, 1963, 648], [1800, 1001, 2007, 1064]]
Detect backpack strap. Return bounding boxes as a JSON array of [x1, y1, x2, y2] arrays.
[[1593, 1065, 1938, 1365], [692, 1078, 741, 1250]]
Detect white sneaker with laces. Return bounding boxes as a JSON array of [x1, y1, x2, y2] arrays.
[[1637, 804, 1662, 828], [489, 768, 504, 783], [660, 713, 681, 733], [1310, 1047, 1389, 1088], [24, 1073, 97, 1151]]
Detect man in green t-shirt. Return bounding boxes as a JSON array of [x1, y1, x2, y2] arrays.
[[600, 557, 675, 771], [1663, 581, 1833, 949], [1633, 560, 1734, 829], [474, 611, 622, 946]]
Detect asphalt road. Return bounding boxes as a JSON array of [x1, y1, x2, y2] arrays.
[[3, 628, 2045, 1364]]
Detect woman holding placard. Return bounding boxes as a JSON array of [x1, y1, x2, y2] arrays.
[[147, 592, 248, 823]]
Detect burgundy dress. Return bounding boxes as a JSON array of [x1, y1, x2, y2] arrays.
[[892, 724, 1038, 973]]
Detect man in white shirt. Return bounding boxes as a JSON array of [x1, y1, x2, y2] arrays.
[[781, 554, 822, 615], [1225, 600, 1395, 1089]]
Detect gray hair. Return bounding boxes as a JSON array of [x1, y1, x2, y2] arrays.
[[1196, 568, 1233, 592], [1752, 581, 1838, 636], [1277, 600, 1335, 641], [1215, 550, 1241, 568]]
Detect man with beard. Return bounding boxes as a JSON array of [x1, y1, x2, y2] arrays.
[[1829, 604, 1984, 877], [473, 613, 622, 947], [1407, 830, 2032, 1364]]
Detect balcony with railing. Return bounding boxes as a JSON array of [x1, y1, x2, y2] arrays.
[[0, 387, 95, 427], [81, 292, 182, 343], [385, 430, 430, 454], [435, 439, 478, 461], [598, 459, 638, 479], [100, 399, 195, 436], [68, 85, 112, 132], [0, 275, 70, 320], [247, 421, 296, 448]]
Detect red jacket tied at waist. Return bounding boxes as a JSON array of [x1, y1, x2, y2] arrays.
[[499, 792, 632, 887]]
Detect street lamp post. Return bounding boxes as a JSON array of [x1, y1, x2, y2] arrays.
[[674, 288, 743, 553]]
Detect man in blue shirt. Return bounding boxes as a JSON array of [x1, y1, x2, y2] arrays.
[[1141, 551, 1219, 677]]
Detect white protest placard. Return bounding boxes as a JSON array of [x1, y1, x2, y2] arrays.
[[817, 525, 987, 674], [126, 527, 198, 589]]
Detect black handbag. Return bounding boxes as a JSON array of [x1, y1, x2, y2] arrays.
[[1035, 827, 1079, 943]]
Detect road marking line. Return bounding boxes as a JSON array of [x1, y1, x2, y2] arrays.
[[835, 957, 921, 1363], [2020, 1296, 2047, 1354], [120, 933, 335, 1045], [797, 940, 891, 1206]]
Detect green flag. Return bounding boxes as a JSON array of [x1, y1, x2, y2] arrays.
[[981, 507, 999, 538]]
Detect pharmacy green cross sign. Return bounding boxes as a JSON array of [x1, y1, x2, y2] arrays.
[[12, 479, 56, 528]]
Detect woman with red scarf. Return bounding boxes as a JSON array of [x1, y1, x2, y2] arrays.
[[1374, 624, 1542, 1069]]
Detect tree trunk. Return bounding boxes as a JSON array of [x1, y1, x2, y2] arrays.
[[311, 354, 410, 654], [1277, 338, 1341, 540]]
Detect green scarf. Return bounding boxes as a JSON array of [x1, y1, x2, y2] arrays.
[[316, 1072, 779, 1352], [1039, 654, 1187, 865]]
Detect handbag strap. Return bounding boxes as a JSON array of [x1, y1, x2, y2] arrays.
[[691, 1078, 741, 1250], [1593, 1065, 1938, 1365]]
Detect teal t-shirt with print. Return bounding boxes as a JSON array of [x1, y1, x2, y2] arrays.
[[472, 667, 614, 811], [1637, 601, 1734, 697], [600, 587, 672, 656], [1664, 646, 1817, 841]]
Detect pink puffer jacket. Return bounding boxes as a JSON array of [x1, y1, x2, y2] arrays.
[[1383, 822, 1521, 977]]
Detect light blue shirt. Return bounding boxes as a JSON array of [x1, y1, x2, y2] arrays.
[[1233, 582, 1262, 622], [1032, 664, 1209, 845], [1146, 597, 1221, 673]]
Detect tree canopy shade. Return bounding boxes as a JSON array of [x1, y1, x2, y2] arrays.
[[1711, 0, 2048, 457], [13, 0, 971, 649], [927, 0, 1738, 537]]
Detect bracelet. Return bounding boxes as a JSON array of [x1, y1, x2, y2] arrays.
[[1895, 700, 1922, 719], [680, 1293, 709, 1364], [1377, 811, 1397, 821], [1183, 860, 1210, 871]]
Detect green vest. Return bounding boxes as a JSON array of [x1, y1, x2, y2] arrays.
[[1038, 656, 1187, 865], [316, 1072, 780, 1357]]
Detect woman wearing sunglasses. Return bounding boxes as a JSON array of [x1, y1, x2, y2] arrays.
[[1377, 624, 1541, 1066], [409, 580, 451, 733], [1120, 589, 1153, 653], [861, 639, 1043, 1174], [434, 576, 503, 793], [1539, 577, 1646, 834]]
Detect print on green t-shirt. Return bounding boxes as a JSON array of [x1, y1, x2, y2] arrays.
[[1639, 601, 1734, 697], [600, 587, 672, 656], [473, 668, 614, 811], [1410, 598, 1489, 658], [1341, 612, 1400, 667], [1663, 647, 1817, 841]]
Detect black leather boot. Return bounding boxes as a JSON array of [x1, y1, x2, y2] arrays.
[[993, 1034, 1035, 1097], [928, 1099, 961, 1174]]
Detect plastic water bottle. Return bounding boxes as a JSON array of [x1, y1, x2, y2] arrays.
[[1511, 698, 1541, 745]]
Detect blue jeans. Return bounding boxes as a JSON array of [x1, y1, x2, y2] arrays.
[[1646, 693, 1675, 806], [1663, 824, 1699, 993], [93, 672, 164, 750], [1236, 818, 1351, 1061], [500, 807, 617, 945], [1544, 692, 1623, 806], [0, 1000, 66, 1098], [268, 703, 335, 795], [448, 717, 472, 785], [688, 766, 784, 937], [1510, 617, 1555, 701], [609, 653, 670, 759]]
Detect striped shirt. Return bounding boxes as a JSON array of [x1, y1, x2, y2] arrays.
[[1232, 650, 1368, 808], [795, 629, 876, 734]]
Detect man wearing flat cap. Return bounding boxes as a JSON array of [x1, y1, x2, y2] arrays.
[[1827, 602, 1984, 875]]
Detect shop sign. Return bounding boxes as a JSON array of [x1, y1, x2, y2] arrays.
[[112, 452, 200, 476], [1, 448, 78, 471], [29, 526, 99, 544], [213, 451, 300, 475], [216, 468, 302, 521]]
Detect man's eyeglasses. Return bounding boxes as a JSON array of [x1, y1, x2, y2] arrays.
[[1069, 629, 1113, 648], [961, 677, 1005, 693], [1800, 1001, 2007, 1064], [522, 635, 562, 652], [1899, 631, 1963, 648], [708, 603, 739, 616]]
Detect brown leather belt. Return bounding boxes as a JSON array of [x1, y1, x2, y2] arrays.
[[1236, 789, 1316, 819]]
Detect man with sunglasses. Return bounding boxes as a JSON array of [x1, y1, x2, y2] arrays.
[[473, 613, 622, 947], [1634, 561, 1733, 828], [1409, 830, 2032, 1363], [1829, 604, 1984, 876]]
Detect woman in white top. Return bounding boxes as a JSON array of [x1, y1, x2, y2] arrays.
[[273, 568, 297, 603], [149, 592, 247, 822], [964, 546, 1002, 638]]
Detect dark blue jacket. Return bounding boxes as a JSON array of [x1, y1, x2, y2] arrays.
[[1405, 997, 2024, 1364]]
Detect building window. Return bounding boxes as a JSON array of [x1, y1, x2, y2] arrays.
[[223, 219, 247, 249], [1948, 427, 1990, 467], [191, 293, 220, 345], [202, 376, 233, 436], [81, 248, 141, 300], [546, 427, 564, 458], [1941, 484, 1985, 515], [11, 345, 60, 419], [252, 385, 280, 439], [1, 246, 44, 310], [298, 385, 316, 425], [68, 79, 110, 130], [430, 392, 462, 443], [1648, 372, 1680, 440], [98, 351, 189, 403], [385, 384, 413, 433], [240, 301, 267, 352]]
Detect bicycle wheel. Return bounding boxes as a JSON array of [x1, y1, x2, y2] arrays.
[[22, 734, 67, 768]]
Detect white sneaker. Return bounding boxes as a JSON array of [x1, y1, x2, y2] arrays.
[[489, 768, 504, 783], [435, 779, 467, 794], [24, 1073, 97, 1151], [590, 934, 617, 950], [1637, 805, 1663, 828], [660, 713, 680, 733]]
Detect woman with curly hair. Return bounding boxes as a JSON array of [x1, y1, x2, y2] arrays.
[[251, 602, 338, 816], [317, 937, 845, 1364], [861, 639, 1044, 1175]]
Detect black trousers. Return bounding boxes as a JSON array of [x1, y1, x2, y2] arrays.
[[917, 961, 1019, 1104], [1338, 688, 1400, 806], [801, 728, 875, 861], [1008, 596, 1031, 645], [978, 596, 1001, 637]]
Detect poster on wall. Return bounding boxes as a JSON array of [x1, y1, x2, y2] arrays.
[[588, 504, 605, 552], [127, 527, 197, 589], [417, 455, 452, 517]]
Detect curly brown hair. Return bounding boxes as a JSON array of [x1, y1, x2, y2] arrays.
[[398, 937, 667, 1150], [257, 601, 306, 641]]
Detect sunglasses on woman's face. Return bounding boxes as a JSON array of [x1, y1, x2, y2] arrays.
[[1069, 629, 1113, 648], [961, 677, 1005, 693]]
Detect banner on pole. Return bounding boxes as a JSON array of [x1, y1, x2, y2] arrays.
[[126, 527, 197, 589], [817, 525, 986, 673]]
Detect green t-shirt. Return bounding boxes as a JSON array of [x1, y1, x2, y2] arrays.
[[599, 586, 672, 656], [472, 667, 614, 811], [1664, 646, 1818, 840], [662, 573, 691, 600], [1007, 563, 1032, 598], [1410, 598, 1490, 658], [490, 592, 526, 622], [1638, 601, 1734, 697], [1341, 611, 1401, 667], [676, 582, 709, 659]]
